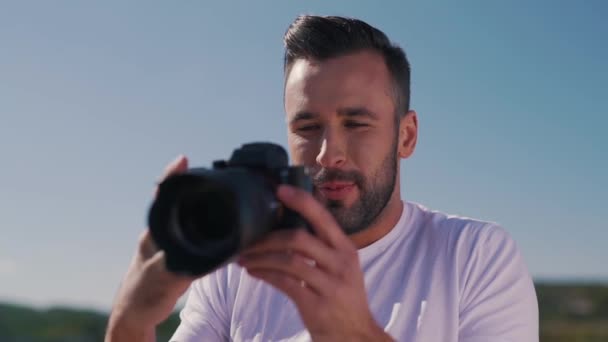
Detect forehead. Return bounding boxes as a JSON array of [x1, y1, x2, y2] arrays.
[[284, 50, 394, 117]]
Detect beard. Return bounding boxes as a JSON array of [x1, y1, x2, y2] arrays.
[[312, 139, 399, 235]]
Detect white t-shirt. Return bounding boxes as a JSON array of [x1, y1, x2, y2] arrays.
[[170, 201, 538, 341]]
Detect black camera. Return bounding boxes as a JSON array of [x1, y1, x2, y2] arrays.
[[148, 142, 312, 276]]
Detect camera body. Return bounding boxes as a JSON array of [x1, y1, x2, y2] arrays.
[[148, 142, 312, 276]]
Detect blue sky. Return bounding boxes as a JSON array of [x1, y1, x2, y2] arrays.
[[0, 1, 606, 311]]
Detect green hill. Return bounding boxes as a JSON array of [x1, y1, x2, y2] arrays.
[[535, 283, 608, 342], [0, 283, 607, 341], [0, 303, 179, 342]]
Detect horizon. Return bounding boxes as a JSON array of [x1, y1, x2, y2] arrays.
[[4, 278, 608, 313]]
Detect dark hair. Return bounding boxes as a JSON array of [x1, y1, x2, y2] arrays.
[[283, 15, 411, 117]]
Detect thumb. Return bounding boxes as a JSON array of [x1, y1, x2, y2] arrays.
[[159, 155, 189, 182], [154, 154, 189, 196]]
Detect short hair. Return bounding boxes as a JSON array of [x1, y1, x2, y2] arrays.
[[283, 15, 411, 117]]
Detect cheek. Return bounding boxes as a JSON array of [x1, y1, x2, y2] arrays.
[[288, 135, 320, 165], [346, 132, 379, 161], [347, 131, 392, 176]]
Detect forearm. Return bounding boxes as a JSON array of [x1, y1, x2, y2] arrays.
[[105, 312, 157, 342]]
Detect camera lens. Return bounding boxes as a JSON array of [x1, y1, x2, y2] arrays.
[[174, 184, 238, 247], [148, 143, 312, 276]]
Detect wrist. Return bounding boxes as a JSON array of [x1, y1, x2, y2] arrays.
[[352, 317, 393, 342], [369, 329, 394, 342], [360, 323, 394, 342]]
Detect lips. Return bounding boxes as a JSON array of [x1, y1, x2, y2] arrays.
[[317, 181, 356, 201]]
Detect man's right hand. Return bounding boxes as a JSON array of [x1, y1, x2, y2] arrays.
[[105, 155, 196, 342]]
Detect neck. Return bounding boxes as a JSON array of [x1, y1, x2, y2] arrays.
[[349, 193, 404, 249]]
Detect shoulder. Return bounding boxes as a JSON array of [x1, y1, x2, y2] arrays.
[[406, 201, 528, 293], [408, 202, 538, 334], [406, 201, 512, 254], [405, 205, 540, 339]]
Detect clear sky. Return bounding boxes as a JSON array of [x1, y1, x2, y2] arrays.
[[1, 1, 606, 311]]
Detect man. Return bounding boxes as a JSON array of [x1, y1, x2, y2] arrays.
[[106, 15, 539, 341]]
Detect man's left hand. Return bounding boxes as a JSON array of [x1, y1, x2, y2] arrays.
[[238, 184, 393, 342]]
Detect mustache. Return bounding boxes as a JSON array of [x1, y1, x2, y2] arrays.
[[312, 168, 364, 186]]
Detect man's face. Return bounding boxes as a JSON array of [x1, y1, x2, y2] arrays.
[[285, 51, 400, 234]]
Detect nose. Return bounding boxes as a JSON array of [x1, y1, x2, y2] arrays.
[[315, 130, 346, 168]]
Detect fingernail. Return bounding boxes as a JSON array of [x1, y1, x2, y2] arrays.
[[175, 154, 188, 165]]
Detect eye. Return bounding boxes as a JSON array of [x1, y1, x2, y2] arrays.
[[345, 121, 368, 128], [296, 124, 321, 132]]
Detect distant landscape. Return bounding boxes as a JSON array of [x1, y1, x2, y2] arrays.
[[1, 282, 606, 342]]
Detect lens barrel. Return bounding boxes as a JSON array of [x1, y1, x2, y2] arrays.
[[148, 142, 311, 276], [149, 168, 278, 275]]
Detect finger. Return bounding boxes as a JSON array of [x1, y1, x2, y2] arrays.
[[277, 185, 353, 250], [240, 229, 343, 275], [239, 251, 333, 296], [139, 230, 196, 286], [138, 230, 159, 260], [154, 155, 189, 196], [145, 251, 196, 295], [159, 155, 189, 182]]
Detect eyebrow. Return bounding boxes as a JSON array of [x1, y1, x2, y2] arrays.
[[289, 107, 379, 125], [289, 111, 317, 125], [337, 107, 379, 120]]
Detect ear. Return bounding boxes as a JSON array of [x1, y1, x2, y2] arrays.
[[398, 110, 418, 159]]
